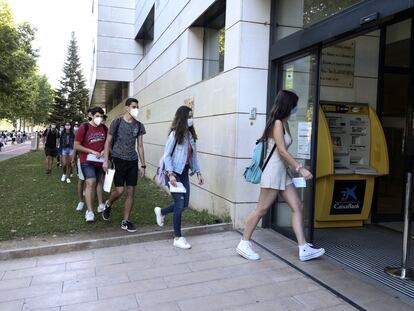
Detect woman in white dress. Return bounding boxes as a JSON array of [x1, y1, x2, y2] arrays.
[[237, 90, 325, 261]]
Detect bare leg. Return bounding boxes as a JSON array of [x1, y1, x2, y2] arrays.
[[85, 178, 97, 212], [123, 186, 135, 221], [96, 177, 104, 205], [243, 188, 279, 240], [108, 186, 124, 205], [78, 180, 85, 202], [46, 156, 53, 171], [280, 184, 306, 246], [61, 156, 67, 176]]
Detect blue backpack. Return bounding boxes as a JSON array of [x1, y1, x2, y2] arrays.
[[244, 141, 276, 184]]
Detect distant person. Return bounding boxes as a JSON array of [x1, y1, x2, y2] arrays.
[[154, 105, 204, 249], [11, 131, 16, 144], [236, 90, 325, 262], [74, 107, 108, 222], [42, 121, 60, 175], [102, 97, 146, 233], [59, 122, 75, 183]]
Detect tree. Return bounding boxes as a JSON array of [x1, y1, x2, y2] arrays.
[[0, 0, 38, 123], [31, 75, 54, 124], [52, 32, 89, 124]]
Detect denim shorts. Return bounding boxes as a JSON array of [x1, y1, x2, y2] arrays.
[[80, 163, 104, 181], [61, 147, 74, 156]]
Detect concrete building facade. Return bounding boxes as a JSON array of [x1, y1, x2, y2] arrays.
[[90, 0, 272, 228]]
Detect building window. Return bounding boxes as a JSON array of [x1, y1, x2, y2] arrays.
[[136, 5, 154, 55], [276, 0, 362, 40], [203, 26, 225, 79], [192, 0, 226, 80]]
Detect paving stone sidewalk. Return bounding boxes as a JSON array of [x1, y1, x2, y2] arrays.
[[0, 231, 356, 311]]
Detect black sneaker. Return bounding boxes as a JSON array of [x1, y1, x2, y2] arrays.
[[102, 201, 111, 220], [121, 220, 137, 233]]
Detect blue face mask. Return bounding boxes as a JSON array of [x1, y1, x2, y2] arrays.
[[187, 119, 193, 127], [291, 106, 298, 114]]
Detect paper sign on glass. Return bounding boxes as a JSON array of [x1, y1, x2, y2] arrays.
[[86, 153, 105, 163], [168, 182, 187, 193], [292, 177, 306, 188]]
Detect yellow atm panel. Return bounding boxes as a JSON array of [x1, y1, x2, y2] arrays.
[[315, 103, 389, 228]]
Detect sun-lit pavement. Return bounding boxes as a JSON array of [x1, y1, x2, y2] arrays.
[[0, 231, 359, 311], [0, 141, 32, 162]]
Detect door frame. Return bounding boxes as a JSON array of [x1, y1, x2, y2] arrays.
[[265, 1, 414, 239]]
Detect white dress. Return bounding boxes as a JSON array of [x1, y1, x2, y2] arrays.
[[260, 129, 293, 190]]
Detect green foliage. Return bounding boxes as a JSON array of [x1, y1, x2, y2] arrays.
[[52, 32, 89, 124], [0, 0, 54, 125]]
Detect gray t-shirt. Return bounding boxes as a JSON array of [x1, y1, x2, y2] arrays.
[[110, 118, 146, 161]]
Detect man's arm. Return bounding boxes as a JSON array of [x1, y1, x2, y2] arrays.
[[74, 141, 100, 157], [102, 134, 113, 172], [137, 135, 146, 176]]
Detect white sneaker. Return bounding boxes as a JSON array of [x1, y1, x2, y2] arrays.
[[154, 207, 164, 227], [76, 202, 85, 211], [85, 211, 95, 222], [299, 243, 325, 261], [236, 239, 260, 260], [66, 178, 71, 184], [173, 237, 191, 249], [97, 203, 105, 213], [61, 174, 66, 182]]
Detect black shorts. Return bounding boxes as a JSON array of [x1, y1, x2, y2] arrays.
[[113, 157, 138, 187], [45, 147, 58, 157]]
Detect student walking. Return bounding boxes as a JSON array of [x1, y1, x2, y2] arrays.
[[59, 122, 75, 183], [42, 121, 60, 175], [74, 107, 108, 222], [236, 90, 325, 261], [153, 105, 204, 249], [102, 98, 146, 233]]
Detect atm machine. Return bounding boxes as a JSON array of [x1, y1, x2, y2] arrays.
[[315, 102, 389, 228]]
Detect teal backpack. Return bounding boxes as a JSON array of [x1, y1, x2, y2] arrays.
[[244, 140, 276, 184]]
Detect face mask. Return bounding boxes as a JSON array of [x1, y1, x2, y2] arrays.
[[93, 116, 103, 126], [65, 125, 71, 130], [73, 127, 79, 133], [291, 106, 298, 115], [187, 119, 193, 127], [51, 125, 56, 129], [130, 107, 139, 120]]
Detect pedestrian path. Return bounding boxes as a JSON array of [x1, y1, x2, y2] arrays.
[[0, 231, 357, 311], [0, 142, 31, 162]]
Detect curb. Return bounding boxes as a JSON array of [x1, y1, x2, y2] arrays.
[[0, 223, 233, 260]]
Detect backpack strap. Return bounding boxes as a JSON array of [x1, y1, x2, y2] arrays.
[[261, 144, 276, 172], [82, 122, 89, 144], [111, 117, 122, 147]]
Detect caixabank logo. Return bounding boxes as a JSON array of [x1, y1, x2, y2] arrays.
[[330, 180, 366, 215]]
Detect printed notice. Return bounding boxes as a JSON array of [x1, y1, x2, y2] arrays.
[[297, 122, 312, 159]]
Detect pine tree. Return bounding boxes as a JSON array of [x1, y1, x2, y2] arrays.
[[52, 32, 89, 124]]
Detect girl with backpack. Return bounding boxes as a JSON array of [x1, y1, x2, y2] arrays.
[[154, 105, 204, 249], [59, 122, 75, 183], [237, 90, 325, 262]]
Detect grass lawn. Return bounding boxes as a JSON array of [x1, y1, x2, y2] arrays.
[[0, 150, 225, 242]]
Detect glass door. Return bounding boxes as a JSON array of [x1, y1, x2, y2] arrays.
[[269, 51, 319, 241]]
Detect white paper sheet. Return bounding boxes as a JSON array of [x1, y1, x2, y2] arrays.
[[168, 182, 187, 193], [86, 153, 105, 163], [103, 169, 115, 192], [292, 177, 306, 188]]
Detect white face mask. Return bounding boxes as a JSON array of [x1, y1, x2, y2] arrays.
[[51, 125, 56, 129], [187, 119, 193, 127], [93, 116, 103, 126], [130, 107, 139, 120]]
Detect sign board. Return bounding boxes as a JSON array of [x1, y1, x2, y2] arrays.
[[330, 179, 366, 215], [321, 41, 355, 88], [285, 66, 294, 90], [297, 122, 312, 159]]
